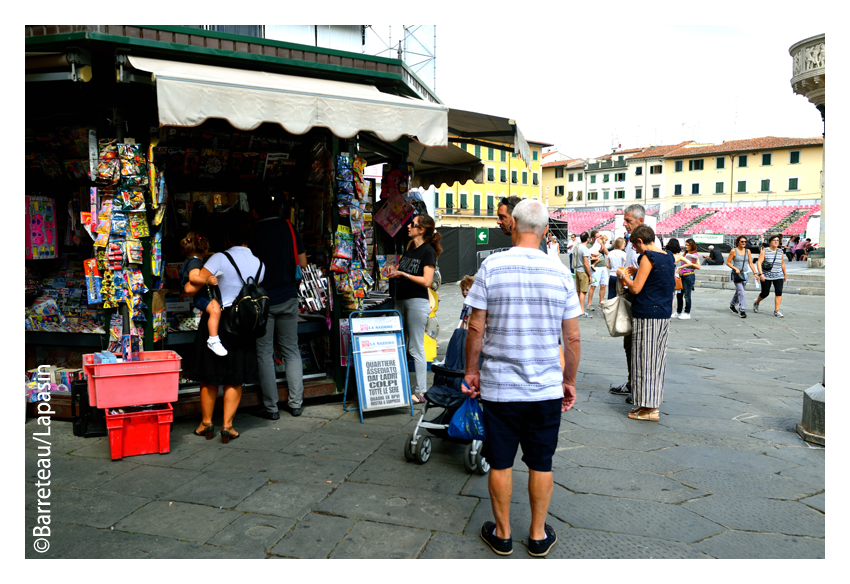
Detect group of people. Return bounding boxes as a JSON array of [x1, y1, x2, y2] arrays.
[[180, 191, 308, 443]]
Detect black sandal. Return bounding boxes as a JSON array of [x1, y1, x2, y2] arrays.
[[220, 426, 239, 444], [193, 423, 214, 440]]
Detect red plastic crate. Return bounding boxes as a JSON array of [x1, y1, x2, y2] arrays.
[[83, 350, 181, 408], [105, 403, 173, 460]]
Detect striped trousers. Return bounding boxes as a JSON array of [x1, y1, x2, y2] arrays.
[[631, 318, 670, 409]]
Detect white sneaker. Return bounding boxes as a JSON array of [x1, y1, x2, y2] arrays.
[[679, 313, 691, 320], [207, 338, 228, 356], [753, 302, 759, 314], [671, 312, 680, 319], [774, 310, 784, 318]]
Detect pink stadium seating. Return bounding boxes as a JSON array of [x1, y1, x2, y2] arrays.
[[684, 205, 805, 236], [656, 208, 711, 235], [549, 210, 617, 235], [782, 205, 820, 236]]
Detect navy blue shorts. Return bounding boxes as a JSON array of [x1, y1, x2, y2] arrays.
[[194, 294, 212, 312], [480, 398, 562, 472]]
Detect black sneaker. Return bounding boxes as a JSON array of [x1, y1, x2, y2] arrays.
[[527, 524, 558, 557], [740, 311, 747, 319], [609, 382, 632, 395], [730, 304, 738, 314], [480, 521, 513, 556], [625, 395, 633, 405]]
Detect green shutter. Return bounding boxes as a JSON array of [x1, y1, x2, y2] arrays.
[[761, 179, 770, 192], [511, 170, 517, 183], [578, 173, 583, 181], [488, 148, 494, 161], [487, 168, 494, 181], [789, 178, 799, 190], [739, 155, 747, 167], [790, 151, 800, 164], [715, 182, 724, 194], [500, 150, 506, 162], [474, 194, 480, 212], [474, 144, 481, 158], [533, 150, 538, 161], [590, 175, 596, 184], [737, 180, 746, 193], [500, 169, 507, 182], [568, 173, 574, 182]]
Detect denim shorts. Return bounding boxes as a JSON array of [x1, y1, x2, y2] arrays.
[[194, 294, 211, 312], [480, 398, 562, 472]]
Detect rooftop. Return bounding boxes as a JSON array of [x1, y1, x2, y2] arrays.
[[665, 136, 824, 158], [627, 141, 694, 160]]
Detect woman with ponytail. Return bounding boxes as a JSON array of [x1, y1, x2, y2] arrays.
[[387, 214, 442, 403]]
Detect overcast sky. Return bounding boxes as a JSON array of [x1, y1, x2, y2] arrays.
[[435, 24, 825, 159]]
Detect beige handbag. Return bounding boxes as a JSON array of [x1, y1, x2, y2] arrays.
[[600, 294, 633, 337]]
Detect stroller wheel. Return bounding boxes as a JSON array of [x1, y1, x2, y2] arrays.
[[404, 435, 416, 462], [463, 442, 479, 473], [476, 455, 490, 475], [415, 436, 432, 464]]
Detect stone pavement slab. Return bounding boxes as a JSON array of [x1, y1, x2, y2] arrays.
[[547, 493, 725, 544], [555, 445, 689, 474], [25, 484, 149, 528], [271, 512, 356, 558], [163, 471, 270, 508], [318, 417, 407, 440], [682, 494, 824, 537], [24, 522, 101, 559], [97, 465, 202, 500], [419, 531, 527, 559], [212, 427, 304, 452], [651, 445, 798, 474], [348, 451, 472, 494], [670, 468, 820, 500], [315, 482, 478, 532], [557, 427, 674, 451], [695, 530, 825, 559], [749, 429, 811, 446], [25, 451, 138, 489], [170, 444, 240, 471], [114, 500, 240, 543], [546, 528, 712, 559], [778, 464, 826, 487], [234, 481, 335, 519], [329, 521, 432, 559], [799, 493, 825, 513], [552, 466, 704, 504], [54, 528, 264, 559], [207, 513, 296, 554], [201, 449, 359, 484], [280, 432, 385, 461]]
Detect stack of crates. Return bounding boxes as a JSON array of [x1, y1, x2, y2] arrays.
[[83, 350, 181, 460]]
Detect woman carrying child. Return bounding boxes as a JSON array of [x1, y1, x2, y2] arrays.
[[180, 231, 226, 356]]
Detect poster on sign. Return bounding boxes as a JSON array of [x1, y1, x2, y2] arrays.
[[354, 334, 407, 411]]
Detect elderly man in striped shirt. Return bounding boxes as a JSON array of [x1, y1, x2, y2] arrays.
[[463, 199, 582, 557]]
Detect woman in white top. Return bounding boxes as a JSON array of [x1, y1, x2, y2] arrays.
[[548, 234, 561, 262], [606, 237, 627, 299], [185, 211, 266, 443]]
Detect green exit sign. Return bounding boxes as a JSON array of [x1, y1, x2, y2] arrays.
[[476, 228, 489, 245]]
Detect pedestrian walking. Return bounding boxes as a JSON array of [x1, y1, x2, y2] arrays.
[[753, 233, 788, 317], [566, 233, 577, 274], [250, 191, 308, 419], [386, 213, 442, 403], [725, 236, 756, 318], [463, 199, 581, 557], [574, 232, 593, 317], [619, 224, 675, 422], [587, 233, 609, 310]]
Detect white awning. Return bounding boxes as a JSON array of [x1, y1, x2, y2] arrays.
[[447, 108, 532, 168], [127, 56, 448, 146]]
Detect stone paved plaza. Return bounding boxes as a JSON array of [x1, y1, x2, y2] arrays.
[[24, 262, 826, 559]]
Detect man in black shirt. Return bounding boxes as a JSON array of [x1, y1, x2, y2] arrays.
[[250, 192, 308, 419], [701, 245, 724, 265]]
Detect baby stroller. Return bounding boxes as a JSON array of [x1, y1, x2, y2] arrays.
[[403, 307, 489, 475]]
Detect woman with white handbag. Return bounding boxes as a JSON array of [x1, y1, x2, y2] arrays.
[[618, 225, 675, 422]]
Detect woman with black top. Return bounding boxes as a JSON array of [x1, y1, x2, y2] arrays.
[[387, 214, 442, 403], [754, 233, 788, 317], [619, 224, 675, 422]]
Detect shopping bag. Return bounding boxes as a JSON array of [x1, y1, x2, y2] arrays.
[[447, 397, 486, 440], [600, 294, 633, 337]]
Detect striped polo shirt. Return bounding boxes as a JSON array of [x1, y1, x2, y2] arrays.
[[465, 246, 582, 402]]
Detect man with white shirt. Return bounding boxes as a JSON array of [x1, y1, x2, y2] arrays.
[[609, 204, 661, 401], [464, 199, 581, 557]]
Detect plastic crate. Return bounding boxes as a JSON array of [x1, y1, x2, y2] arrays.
[[83, 350, 181, 408], [105, 403, 173, 460]]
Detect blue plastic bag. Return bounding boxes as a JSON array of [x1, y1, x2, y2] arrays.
[[447, 397, 486, 440]]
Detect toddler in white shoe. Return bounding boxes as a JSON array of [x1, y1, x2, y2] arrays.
[[180, 232, 227, 356]]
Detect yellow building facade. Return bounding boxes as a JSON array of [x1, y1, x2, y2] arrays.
[[435, 140, 552, 227], [541, 159, 585, 210], [662, 137, 823, 212]]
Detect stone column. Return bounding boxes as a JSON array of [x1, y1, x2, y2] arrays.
[[789, 34, 825, 266]]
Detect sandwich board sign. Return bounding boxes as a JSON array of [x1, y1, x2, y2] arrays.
[[343, 311, 414, 423]]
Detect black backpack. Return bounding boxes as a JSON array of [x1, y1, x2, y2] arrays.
[[221, 252, 269, 339]]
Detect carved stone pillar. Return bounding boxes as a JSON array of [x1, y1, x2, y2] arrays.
[[789, 34, 825, 265]]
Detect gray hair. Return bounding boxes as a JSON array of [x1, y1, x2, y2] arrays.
[[624, 203, 645, 220], [512, 199, 549, 237]]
